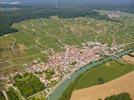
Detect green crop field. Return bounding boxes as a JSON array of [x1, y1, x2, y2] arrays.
[[14, 73, 45, 97], [74, 60, 134, 90], [0, 11, 134, 74]]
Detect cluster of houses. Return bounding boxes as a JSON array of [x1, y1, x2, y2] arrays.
[[106, 11, 121, 20]]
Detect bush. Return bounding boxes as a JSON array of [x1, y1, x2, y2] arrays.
[[104, 93, 132, 100], [98, 77, 104, 84]]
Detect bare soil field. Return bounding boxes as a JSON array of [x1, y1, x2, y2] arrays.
[[71, 71, 134, 100], [122, 55, 134, 64]]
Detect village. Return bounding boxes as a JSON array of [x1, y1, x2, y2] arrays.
[[25, 42, 124, 96]]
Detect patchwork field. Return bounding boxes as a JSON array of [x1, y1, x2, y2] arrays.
[[0, 11, 134, 75], [14, 73, 45, 98], [69, 59, 134, 100], [71, 71, 134, 100], [74, 60, 134, 90]]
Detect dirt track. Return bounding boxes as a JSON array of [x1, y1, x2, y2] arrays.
[[71, 71, 134, 100]]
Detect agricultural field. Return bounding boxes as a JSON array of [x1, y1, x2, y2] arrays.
[[70, 59, 134, 100], [0, 11, 134, 75], [74, 60, 134, 90], [14, 73, 45, 98], [71, 71, 134, 100]]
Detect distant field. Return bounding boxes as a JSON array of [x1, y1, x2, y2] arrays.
[[0, 11, 134, 74], [74, 60, 134, 90]]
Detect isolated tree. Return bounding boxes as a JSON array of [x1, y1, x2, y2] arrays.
[[33, 32, 37, 38], [98, 77, 104, 84]]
